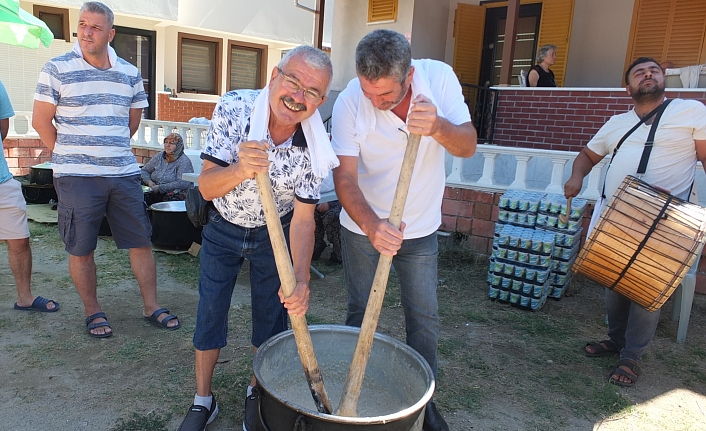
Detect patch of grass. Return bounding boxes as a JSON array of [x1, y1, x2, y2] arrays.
[[104, 338, 151, 363], [93, 243, 133, 285], [0, 317, 11, 329], [110, 412, 171, 431], [161, 254, 201, 288]]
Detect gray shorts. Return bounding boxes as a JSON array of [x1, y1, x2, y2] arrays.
[[54, 175, 152, 256], [0, 179, 30, 240]]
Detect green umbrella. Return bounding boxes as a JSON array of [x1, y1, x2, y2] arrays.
[[0, 0, 53, 48]]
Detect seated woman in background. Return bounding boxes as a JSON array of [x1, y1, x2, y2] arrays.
[[141, 133, 194, 202], [528, 44, 557, 87]]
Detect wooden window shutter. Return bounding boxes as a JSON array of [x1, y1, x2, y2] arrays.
[[536, 0, 575, 87], [626, 0, 706, 69], [452, 4, 485, 85], [368, 0, 398, 23]]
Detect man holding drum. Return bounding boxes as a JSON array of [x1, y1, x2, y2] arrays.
[[564, 57, 706, 387]]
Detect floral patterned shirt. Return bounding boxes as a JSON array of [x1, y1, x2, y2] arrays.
[[201, 89, 322, 228]]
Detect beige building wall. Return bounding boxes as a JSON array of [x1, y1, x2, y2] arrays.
[[564, 0, 634, 87], [410, 0, 451, 61], [330, 0, 415, 91]]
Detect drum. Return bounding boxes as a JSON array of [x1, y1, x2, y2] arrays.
[[572, 176, 706, 311]]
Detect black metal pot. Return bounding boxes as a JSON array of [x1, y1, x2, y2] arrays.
[[149, 201, 202, 249], [14, 175, 57, 204], [253, 325, 434, 431], [29, 162, 54, 185]]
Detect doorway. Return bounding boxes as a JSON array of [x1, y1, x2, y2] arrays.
[[479, 3, 542, 87], [111, 26, 156, 119]]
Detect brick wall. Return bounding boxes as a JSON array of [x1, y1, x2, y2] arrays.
[[3, 137, 160, 175], [3, 138, 51, 175], [156, 93, 217, 122], [492, 89, 706, 151]]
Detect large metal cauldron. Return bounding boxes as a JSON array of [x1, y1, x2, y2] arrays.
[[253, 325, 434, 431], [149, 201, 202, 249]]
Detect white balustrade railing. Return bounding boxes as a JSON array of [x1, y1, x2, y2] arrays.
[[446, 144, 608, 202], [6, 111, 38, 137], [131, 119, 210, 152]]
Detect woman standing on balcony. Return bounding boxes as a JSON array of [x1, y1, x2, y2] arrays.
[[141, 132, 194, 202], [528, 44, 557, 87]]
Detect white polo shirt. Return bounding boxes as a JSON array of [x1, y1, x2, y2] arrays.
[[331, 59, 471, 239], [588, 98, 706, 199]]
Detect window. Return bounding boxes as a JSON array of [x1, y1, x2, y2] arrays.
[[227, 41, 268, 91], [368, 0, 398, 23], [178, 33, 222, 95], [33, 5, 70, 43], [626, 0, 706, 69]]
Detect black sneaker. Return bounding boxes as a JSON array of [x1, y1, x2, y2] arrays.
[[178, 394, 219, 431], [423, 401, 449, 431], [243, 386, 262, 431]]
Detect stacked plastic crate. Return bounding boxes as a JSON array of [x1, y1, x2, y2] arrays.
[[488, 191, 555, 310], [488, 190, 587, 309]]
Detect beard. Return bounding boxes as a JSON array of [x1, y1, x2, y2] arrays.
[[632, 78, 665, 104]]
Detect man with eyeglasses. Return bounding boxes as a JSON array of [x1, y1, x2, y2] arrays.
[[331, 30, 477, 431], [178, 45, 337, 431]]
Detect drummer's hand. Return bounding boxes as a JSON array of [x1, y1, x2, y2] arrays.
[[365, 219, 406, 256], [564, 176, 583, 198], [278, 281, 310, 317], [236, 140, 270, 179]]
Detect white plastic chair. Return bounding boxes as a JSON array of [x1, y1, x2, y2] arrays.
[[671, 258, 698, 343], [519, 70, 527, 87]]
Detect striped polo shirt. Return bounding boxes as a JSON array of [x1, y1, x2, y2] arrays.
[[34, 41, 149, 177]]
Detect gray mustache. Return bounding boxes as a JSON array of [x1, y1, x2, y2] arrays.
[[281, 95, 307, 112]]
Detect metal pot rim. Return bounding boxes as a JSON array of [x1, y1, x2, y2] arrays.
[[254, 324, 435, 424], [150, 201, 187, 212]]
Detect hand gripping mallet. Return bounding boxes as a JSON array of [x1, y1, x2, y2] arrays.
[[255, 171, 333, 414], [336, 132, 422, 417]]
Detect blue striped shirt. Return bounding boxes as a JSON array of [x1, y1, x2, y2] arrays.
[[34, 42, 148, 177]]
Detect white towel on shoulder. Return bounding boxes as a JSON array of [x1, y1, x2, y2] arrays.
[[247, 87, 339, 178], [353, 59, 445, 145]]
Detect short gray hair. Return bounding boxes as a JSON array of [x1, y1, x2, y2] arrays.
[[536, 44, 557, 64], [355, 30, 411, 84], [80, 2, 114, 28], [278, 45, 333, 95]]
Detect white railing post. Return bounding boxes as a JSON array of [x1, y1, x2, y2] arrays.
[[150, 124, 160, 148], [546, 157, 568, 194], [447, 156, 464, 182], [584, 158, 608, 201], [509, 155, 531, 189], [6, 116, 19, 137], [477, 152, 497, 186]]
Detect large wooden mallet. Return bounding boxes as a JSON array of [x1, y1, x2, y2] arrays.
[[336, 132, 422, 417], [255, 171, 333, 415]]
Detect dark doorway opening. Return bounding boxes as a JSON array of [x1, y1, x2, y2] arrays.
[[479, 3, 542, 87], [111, 26, 156, 119]]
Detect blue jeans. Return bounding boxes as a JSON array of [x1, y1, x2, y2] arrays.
[[193, 209, 292, 351], [341, 227, 440, 378], [605, 261, 697, 361]]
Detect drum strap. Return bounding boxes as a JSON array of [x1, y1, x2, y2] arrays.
[[602, 99, 672, 199], [608, 193, 674, 290]]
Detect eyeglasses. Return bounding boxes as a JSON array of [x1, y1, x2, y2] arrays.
[[277, 67, 324, 104]]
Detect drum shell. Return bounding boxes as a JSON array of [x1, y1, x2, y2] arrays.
[[573, 176, 706, 311]]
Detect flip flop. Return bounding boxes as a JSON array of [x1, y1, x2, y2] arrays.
[[583, 340, 620, 357], [14, 296, 60, 312], [145, 307, 181, 330], [86, 311, 113, 338]]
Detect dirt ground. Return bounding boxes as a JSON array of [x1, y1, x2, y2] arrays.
[[1, 221, 706, 431]]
